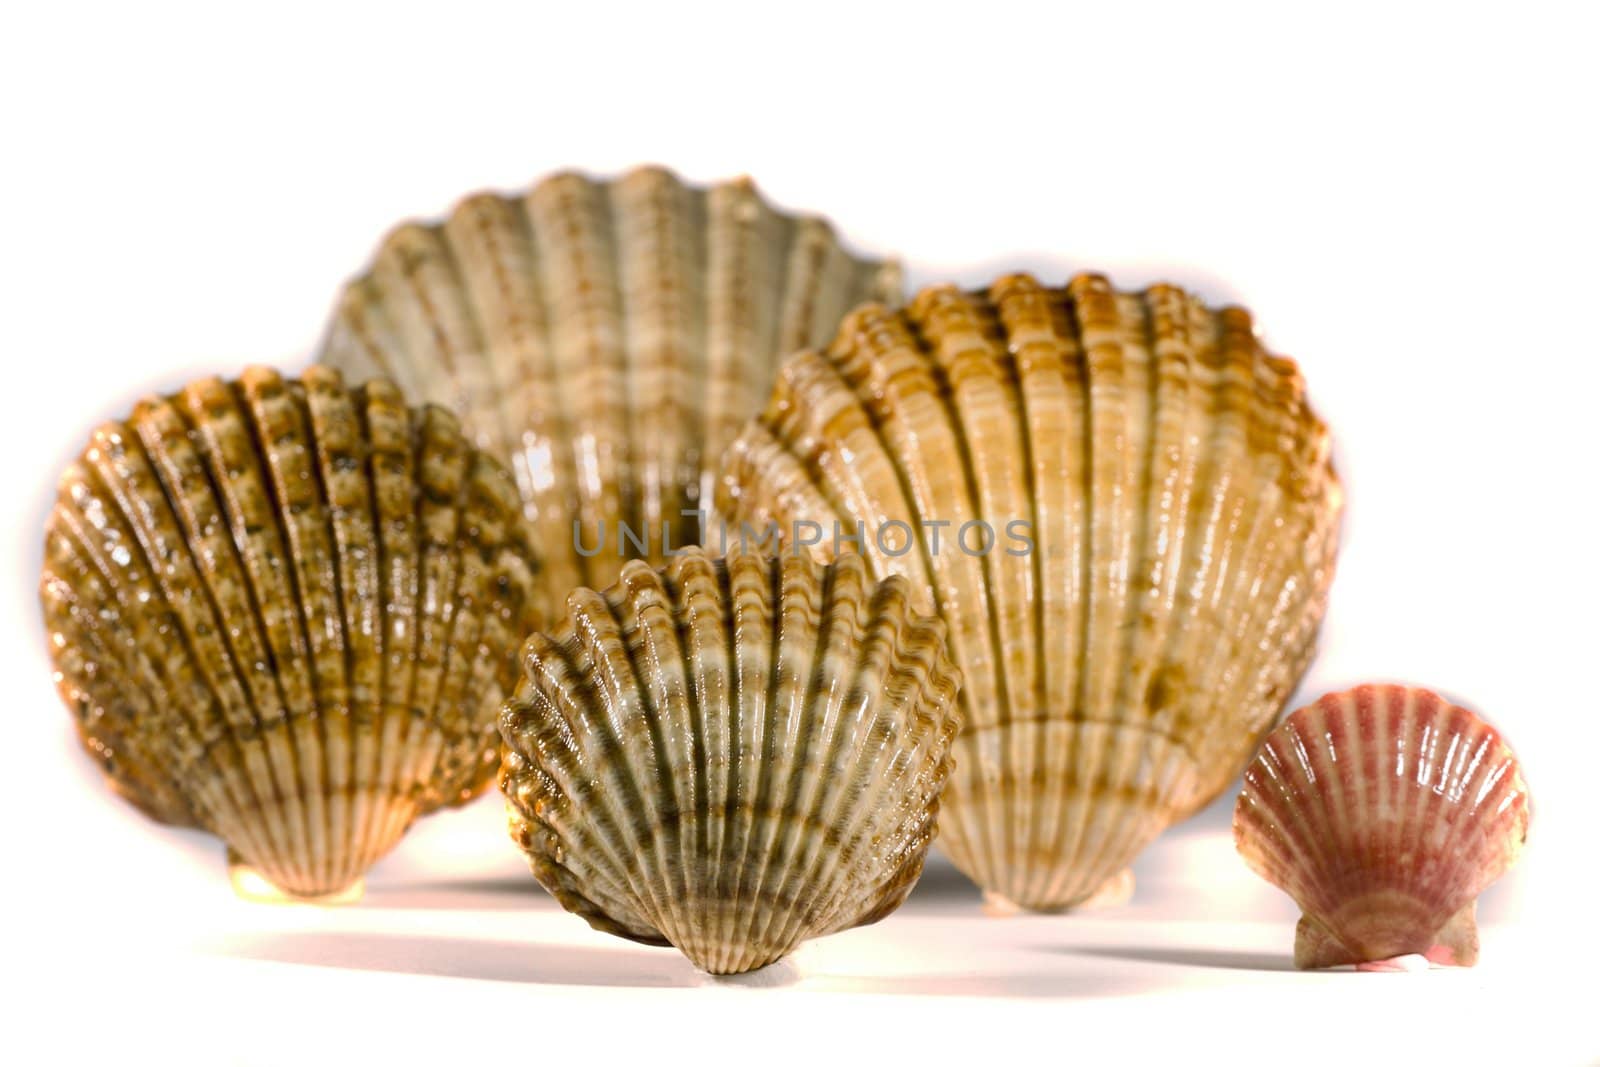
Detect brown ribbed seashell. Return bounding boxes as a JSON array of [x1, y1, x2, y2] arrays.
[[317, 165, 901, 620], [40, 367, 540, 899], [1235, 684, 1531, 969], [717, 272, 1342, 911], [499, 547, 962, 974]]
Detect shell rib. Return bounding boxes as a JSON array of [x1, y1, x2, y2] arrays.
[[1235, 684, 1531, 968], [716, 272, 1342, 911], [40, 367, 541, 899], [499, 548, 962, 974], [317, 165, 901, 620]]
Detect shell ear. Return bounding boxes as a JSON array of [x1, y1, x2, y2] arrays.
[[1294, 914, 1357, 970], [1296, 903, 1480, 970]]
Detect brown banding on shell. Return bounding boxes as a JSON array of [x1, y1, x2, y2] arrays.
[[318, 165, 901, 614], [716, 272, 1342, 911], [499, 547, 962, 974], [41, 366, 541, 899]]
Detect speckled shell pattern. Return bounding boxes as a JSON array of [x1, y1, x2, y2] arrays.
[[717, 272, 1342, 911], [1234, 685, 1531, 968], [40, 367, 541, 898], [499, 548, 962, 974], [317, 165, 902, 622]]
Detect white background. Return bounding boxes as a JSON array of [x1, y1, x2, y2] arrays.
[[2, 2, 1596, 1063]]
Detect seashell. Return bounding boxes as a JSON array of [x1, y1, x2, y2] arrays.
[[498, 547, 962, 974], [317, 165, 901, 621], [40, 367, 540, 900], [1234, 684, 1531, 969], [716, 272, 1342, 911]]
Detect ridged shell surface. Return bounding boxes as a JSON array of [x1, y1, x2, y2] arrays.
[[499, 548, 962, 974], [1235, 684, 1531, 968], [717, 272, 1342, 911], [318, 165, 901, 621], [40, 367, 541, 898]]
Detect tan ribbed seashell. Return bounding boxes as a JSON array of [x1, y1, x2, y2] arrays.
[[717, 272, 1343, 912], [499, 547, 962, 974], [1235, 684, 1531, 969], [317, 165, 901, 621], [40, 367, 540, 899]]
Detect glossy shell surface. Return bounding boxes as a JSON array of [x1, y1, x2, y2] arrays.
[[1235, 684, 1531, 968], [718, 272, 1342, 910], [499, 548, 962, 973], [41, 367, 540, 898], [318, 165, 901, 619]]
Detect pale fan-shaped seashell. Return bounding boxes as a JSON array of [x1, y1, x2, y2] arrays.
[[499, 547, 962, 974], [317, 165, 901, 621], [40, 367, 541, 900], [716, 272, 1342, 912], [1234, 684, 1531, 969]]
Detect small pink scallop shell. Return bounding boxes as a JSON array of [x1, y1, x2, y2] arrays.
[[1234, 684, 1531, 969]]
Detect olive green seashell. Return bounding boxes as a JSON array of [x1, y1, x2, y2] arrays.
[[40, 366, 541, 899], [499, 548, 962, 974], [317, 165, 901, 619], [717, 272, 1342, 912]]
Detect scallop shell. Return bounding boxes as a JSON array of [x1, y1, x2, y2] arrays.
[[716, 272, 1342, 911], [498, 547, 962, 974], [40, 367, 540, 899], [1234, 684, 1531, 968], [317, 165, 901, 621]]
